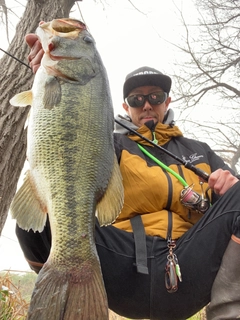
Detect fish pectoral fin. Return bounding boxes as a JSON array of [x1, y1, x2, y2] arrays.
[[10, 90, 33, 107], [96, 154, 124, 226], [10, 170, 47, 232], [43, 76, 61, 109]]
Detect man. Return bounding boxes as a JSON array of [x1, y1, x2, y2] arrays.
[[16, 34, 240, 320]]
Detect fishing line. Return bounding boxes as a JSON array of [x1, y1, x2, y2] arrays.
[[0, 47, 31, 69], [115, 118, 210, 182]]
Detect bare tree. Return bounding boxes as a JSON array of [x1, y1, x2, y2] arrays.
[[0, 0, 79, 235], [171, 0, 240, 171]]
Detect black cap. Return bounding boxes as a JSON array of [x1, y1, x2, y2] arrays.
[[123, 66, 172, 100]]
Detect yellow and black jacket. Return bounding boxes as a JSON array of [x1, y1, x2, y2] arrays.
[[113, 113, 235, 240]]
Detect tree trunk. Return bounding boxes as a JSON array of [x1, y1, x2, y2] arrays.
[[0, 0, 76, 234]]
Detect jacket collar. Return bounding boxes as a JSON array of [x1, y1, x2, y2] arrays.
[[114, 110, 183, 146]]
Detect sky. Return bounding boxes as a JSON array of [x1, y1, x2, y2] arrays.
[[0, 0, 197, 272]]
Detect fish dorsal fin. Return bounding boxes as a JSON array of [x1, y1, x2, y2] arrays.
[[10, 170, 47, 232], [43, 76, 61, 110], [10, 90, 33, 107], [96, 154, 124, 226]]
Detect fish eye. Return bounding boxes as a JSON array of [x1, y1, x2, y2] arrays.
[[83, 36, 93, 43]]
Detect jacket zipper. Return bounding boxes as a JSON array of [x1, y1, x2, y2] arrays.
[[152, 131, 158, 144]]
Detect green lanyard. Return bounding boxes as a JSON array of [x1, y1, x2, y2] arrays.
[[137, 143, 188, 187]]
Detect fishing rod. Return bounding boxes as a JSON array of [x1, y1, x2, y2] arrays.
[[114, 118, 210, 182], [3, 48, 209, 182], [0, 47, 31, 69]]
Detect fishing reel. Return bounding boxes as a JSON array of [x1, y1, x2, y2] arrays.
[[180, 183, 210, 214]]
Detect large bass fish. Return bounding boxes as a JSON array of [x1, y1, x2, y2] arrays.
[[10, 18, 124, 319]]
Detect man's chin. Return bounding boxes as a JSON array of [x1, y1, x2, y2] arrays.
[[141, 118, 157, 124]]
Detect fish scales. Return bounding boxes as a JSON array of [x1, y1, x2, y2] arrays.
[[10, 18, 123, 319], [30, 74, 113, 262]]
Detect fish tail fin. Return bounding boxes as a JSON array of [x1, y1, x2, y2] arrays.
[[27, 259, 108, 320]]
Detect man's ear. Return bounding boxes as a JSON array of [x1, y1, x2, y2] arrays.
[[122, 102, 129, 113], [165, 96, 171, 112], [165, 96, 171, 107]]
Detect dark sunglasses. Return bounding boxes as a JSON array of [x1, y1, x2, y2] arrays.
[[125, 91, 167, 108]]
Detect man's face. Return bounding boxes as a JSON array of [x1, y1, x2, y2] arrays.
[[123, 86, 171, 127]]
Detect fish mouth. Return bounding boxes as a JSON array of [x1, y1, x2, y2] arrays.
[[50, 18, 86, 33], [48, 53, 81, 62], [40, 18, 86, 35], [39, 19, 88, 60]]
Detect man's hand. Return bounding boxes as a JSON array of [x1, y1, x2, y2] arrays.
[[208, 169, 239, 195], [25, 33, 44, 74]]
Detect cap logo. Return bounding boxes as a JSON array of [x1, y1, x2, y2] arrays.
[[132, 70, 158, 76]]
